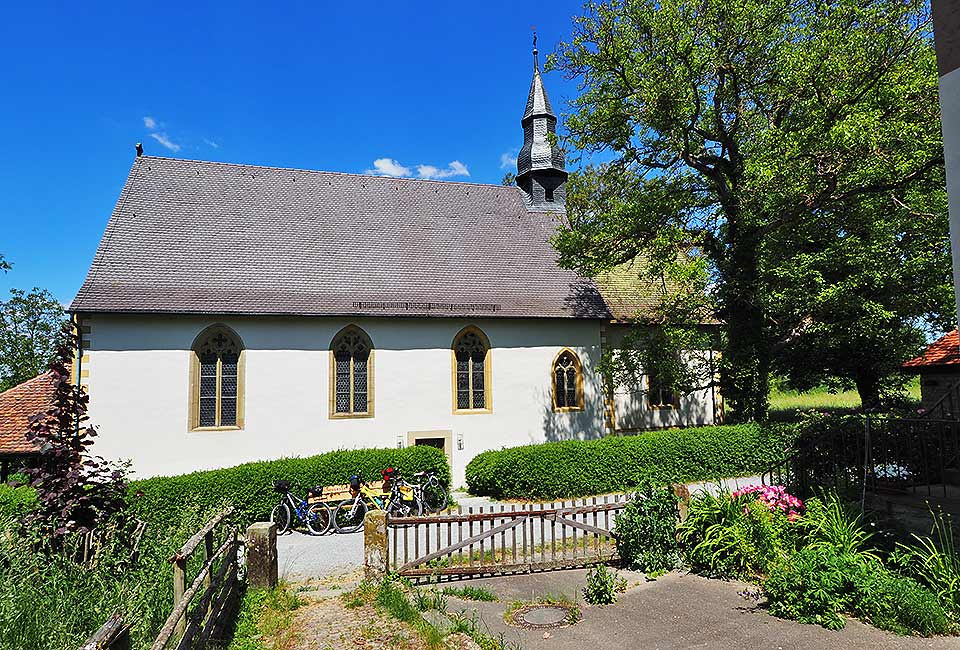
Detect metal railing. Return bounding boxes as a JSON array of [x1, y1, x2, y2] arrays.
[[763, 416, 960, 508]]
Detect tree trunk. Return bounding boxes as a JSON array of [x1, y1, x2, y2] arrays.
[[718, 233, 771, 422], [855, 374, 882, 412]]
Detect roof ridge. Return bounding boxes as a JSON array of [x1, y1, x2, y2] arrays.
[[137, 155, 524, 191]]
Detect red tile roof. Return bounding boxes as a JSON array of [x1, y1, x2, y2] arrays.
[[0, 373, 54, 455], [903, 330, 960, 368]]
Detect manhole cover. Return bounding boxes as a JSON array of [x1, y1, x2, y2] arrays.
[[509, 604, 579, 629]]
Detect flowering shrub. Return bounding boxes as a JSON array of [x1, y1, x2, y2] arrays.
[[732, 485, 803, 522]]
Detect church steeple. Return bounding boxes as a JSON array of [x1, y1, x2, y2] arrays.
[[517, 33, 567, 210]]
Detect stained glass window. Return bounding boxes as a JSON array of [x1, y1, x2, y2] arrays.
[[453, 328, 489, 411], [331, 327, 372, 416], [553, 351, 582, 410], [193, 327, 243, 429]]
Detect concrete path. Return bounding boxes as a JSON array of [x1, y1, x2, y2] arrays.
[[447, 570, 957, 650], [277, 476, 766, 581]]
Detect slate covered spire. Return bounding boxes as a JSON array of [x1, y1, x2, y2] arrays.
[[517, 33, 568, 210]]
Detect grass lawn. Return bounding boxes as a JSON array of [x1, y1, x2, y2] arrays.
[[766, 377, 920, 420]]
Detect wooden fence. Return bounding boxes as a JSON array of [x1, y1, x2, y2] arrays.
[[81, 507, 240, 650], [385, 495, 629, 578]]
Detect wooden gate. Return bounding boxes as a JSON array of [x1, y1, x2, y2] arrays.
[[386, 495, 629, 578]]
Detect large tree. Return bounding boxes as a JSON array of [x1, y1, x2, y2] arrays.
[[0, 288, 67, 391], [552, 0, 943, 420], [765, 183, 953, 409]]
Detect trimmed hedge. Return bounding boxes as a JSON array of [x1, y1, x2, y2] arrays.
[[465, 424, 798, 500], [129, 445, 450, 528]]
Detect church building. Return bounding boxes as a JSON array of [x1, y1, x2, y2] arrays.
[[69, 47, 721, 485]]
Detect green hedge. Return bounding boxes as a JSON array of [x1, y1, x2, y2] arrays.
[[0, 483, 37, 522], [465, 424, 798, 500], [129, 445, 450, 528]]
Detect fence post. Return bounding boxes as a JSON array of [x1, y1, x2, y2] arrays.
[[203, 528, 214, 619], [172, 557, 187, 636], [364, 511, 388, 581], [246, 522, 278, 589]]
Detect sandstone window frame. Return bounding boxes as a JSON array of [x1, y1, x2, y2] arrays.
[[189, 324, 245, 431], [451, 326, 492, 414], [329, 325, 375, 419], [552, 348, 584, 412]]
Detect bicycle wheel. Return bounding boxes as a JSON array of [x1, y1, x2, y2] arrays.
[[305, 502, 332, 535], [333, 498, 367, 533], [388, 492, 423, 518], [421, 483, 448, 513], [270, 501, 292, 535]]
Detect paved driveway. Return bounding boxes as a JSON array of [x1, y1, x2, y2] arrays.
[[451, 570, 958, 650]]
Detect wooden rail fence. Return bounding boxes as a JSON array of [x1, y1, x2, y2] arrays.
[[81, 507, 241, 650], [385, 495, 629, 578]]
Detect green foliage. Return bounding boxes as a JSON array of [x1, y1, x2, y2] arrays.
[[680, 491, 796, 579], [764, 546, 952, 636], [583, 564, 622, 605], [0, 507, 219, 650], [892, 509, 960, 620], [130, 445, 449, 528], [0, 287, 67, 391], [466, 423, 797, 499], [0, 483, 37, 520], [441, 586, 498, 602], [552, 0, 943, 421], [801, 494, 879, 562], [225, 585, 304, 650], [613, 480, 680, 575]]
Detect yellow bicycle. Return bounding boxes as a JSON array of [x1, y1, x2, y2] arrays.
[[332, 473, 422, 533]]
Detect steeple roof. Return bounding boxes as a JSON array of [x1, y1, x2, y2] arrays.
[[523, 68, 555, 121]]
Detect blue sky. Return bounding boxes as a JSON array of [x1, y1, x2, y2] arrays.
[[0, 1, 589, 304]]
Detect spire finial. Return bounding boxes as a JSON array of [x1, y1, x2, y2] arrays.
[[532, 26, 539, 71]]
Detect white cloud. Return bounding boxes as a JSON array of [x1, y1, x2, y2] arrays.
[[203, 138, 220, 149], [500, 149, 519, 170], [365, 158, 470, 180], [416, 160, 470, 180], [365, 158, 412, 177], [143, 116, 157, 129], [149, 132, 182, 152]]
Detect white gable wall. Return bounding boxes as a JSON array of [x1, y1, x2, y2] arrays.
[[82, 315, 607, 486]]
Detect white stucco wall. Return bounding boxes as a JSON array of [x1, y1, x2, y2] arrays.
[[604, 327, 721, 431], [940, 65, 960, 328], [82, 315, 607, 486]]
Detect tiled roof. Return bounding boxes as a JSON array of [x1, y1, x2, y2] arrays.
[[0, 373, 53, 456], [71, 156, 610, 320], [903, 330, 960, 368]]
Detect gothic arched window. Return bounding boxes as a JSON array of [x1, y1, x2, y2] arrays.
[[330, 326, 374, 418], [452, 326, 491, 413], [552, 349, 583, 411], [191, 325, 244, 430]]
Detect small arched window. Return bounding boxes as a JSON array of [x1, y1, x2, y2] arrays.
[[452, 326, 491, 413], [330, 326, 374, 418], [191, 325, 244, 430], [552, 349, 583, 412]]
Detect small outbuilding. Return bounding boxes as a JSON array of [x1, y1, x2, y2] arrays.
[[0, 373, 52, 482], [903, 330, 960, 416]]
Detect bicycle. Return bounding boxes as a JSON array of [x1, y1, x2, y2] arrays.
[[332, 472, 422, 533], [269, 480, 332, 535], [403, 470, 449, 513]]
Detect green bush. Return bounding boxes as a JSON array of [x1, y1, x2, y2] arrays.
[[0, 483, 37, 521], [465, 423, 798, 500], [680, 490, 797, 579], [613, 480, 680, 576], [765, 545, 953, 636], [129, 446, 450, 528], [583, 564, 622, 605]]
